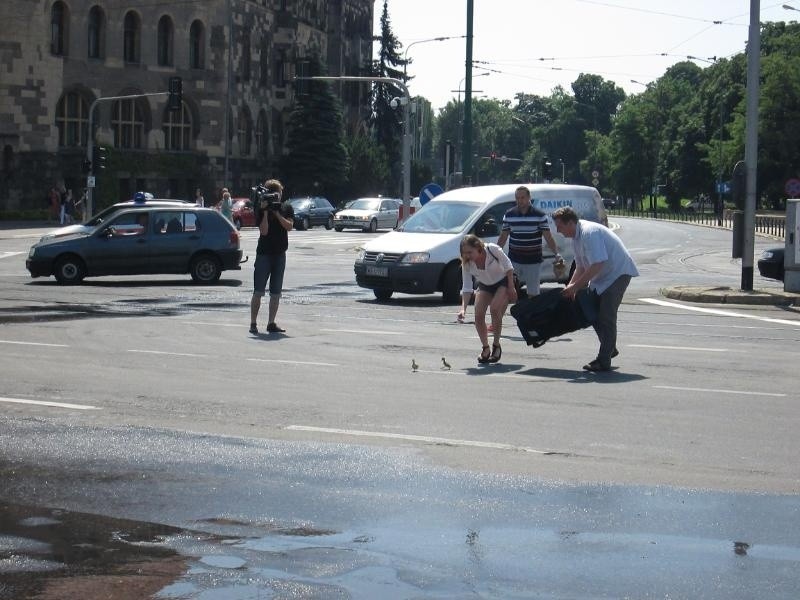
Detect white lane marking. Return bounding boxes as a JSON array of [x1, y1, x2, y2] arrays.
[[0, 251, 24, 260], [285, 425, 563, 455], [640, 298, 800, 327], [247, 358, 339, 367], [0, 396, 100, 410], [0, 339, 69, 347], [653, 386, 785, 398], [320, 328, 403, 335], [629, 247, 675, 255], [629, 344, 737, 353], [127, 349, 208, 358]]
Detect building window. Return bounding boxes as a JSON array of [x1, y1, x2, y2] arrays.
[[123, 11, 140, 64], [256, 110, 268, 157], [56, 91, 89, 148], [274, 50, 287, 86], [163, 102, 192, 151], [50, 1, 69, 56], [189, 20, 205, 69], [87, 6, 104, 59], [112, 99, 144, 149], [238, 107, 252, 155], [242, 33, 251, 82], [259, 38, 269, 87], [157, 15, 173, 67]]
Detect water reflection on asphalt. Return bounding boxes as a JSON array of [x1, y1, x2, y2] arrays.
[[1, 419, 799, 599]]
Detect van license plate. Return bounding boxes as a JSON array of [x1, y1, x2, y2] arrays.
[[366, 266, 388, 277]]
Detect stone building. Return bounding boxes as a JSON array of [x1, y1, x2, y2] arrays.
[[0, 0, 374, 212]]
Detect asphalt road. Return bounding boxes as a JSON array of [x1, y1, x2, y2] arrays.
[[1, 219, 798, 598]]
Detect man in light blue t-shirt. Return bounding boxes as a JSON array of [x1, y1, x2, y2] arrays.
[[552, 206, 639, 372]]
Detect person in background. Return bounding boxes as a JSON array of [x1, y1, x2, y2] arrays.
[[457, 234, 517, 364], [551, 206, 639, 372], [195, 188, 205, 207], [218, 188, 233, 223]]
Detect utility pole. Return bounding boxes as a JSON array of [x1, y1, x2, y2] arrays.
[[462, 0, 474, 186], [741, 0, 760, 291]]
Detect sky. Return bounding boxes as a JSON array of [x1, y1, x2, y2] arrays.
[[374, 0, 797, 111]]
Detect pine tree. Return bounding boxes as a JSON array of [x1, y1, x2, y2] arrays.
[[282, 55, 349, 198], [370, 0, 409, 193]]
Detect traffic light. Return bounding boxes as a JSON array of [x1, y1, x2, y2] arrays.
[[93, 145, 107, 174], [81, 158, 91, 175], [731, 160, 746, 210], [167, 76, 182, 111], [542, 158, 553, 180]]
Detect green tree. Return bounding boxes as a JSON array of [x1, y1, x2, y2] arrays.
[[281, 56, 348, 199], [344, 132, 390, 201]]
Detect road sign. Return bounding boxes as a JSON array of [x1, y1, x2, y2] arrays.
[[87, 176, 96, 188], [591, 170, 600, 178], [419, 182, 444, 205], [716, 181, 731, 194], [785, 178, 800, 197]]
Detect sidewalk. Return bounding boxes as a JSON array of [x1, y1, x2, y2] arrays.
[[661, 285, 800, 307]]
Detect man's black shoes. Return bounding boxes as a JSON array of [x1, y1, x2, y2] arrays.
[[266, 322, 285, 333], [583, 360, 611, 372]]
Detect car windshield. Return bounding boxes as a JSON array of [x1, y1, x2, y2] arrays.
[[86, 204, 123, 226], [349, 199, 381, 211], [289, 199, 312, 210], [400, 201, 482, 233]]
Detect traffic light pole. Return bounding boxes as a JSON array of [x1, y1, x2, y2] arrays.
[[85, 91, 169, 218]]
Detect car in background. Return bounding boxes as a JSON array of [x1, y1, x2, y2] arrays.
[[758, 246, 785, 281], [26, 206, 242, 284], [39, 198, 191, 242], [333, 197, 401, 232], [231, 197, 255, 229], [602, 198, 616, 209], [288, 196, 336, 230], [683, 198, 714, 213]]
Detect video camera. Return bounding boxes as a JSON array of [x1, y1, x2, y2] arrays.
[[250, 184, 282, 211]]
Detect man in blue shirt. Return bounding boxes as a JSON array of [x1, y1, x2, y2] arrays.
[[552, 206, 639, 372], [497, 186, 561, 297]]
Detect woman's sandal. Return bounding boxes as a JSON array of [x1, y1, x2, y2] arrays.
[[477, 345, 491, 363], [488, 344, 502, 363]]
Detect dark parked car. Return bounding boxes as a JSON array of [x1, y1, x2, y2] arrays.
[[758, 246, 785, 281], [288, 196, 336, 230], [27, 206, 243, 284]]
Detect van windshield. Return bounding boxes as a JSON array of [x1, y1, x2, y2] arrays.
[[401, 201, 481, 233]]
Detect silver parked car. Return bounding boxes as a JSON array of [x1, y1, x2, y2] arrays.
[[333, 197, 400, 232]]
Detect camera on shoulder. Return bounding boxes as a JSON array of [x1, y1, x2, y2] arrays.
[[250, 184, 282, 211]]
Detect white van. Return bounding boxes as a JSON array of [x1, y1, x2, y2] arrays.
[[353, 183, 607, 302]]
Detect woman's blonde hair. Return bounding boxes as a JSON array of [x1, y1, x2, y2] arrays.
[[460, 234, 485, 265]]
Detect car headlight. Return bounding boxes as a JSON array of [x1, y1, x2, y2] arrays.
[[355, 248, 366, 261], [401, 252, 430, 264], [28, 247, 36, 258], [760, 250, 774, 259]]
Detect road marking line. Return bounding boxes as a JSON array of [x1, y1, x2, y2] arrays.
[[0, 251, 24, 260], [285, 425, 567, 455], [640, 298, 800, 327], [0, 396, 100, 410], [653, 386, 785, 398], [629, 344, 737, 353], [127, 349, 208, 358], [0, 340, 69, 347], [247, 358, 339, 367], [320, 328, 403, 335]]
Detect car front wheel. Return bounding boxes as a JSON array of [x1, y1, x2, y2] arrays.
[[374, 289, 393, 301], [190, 254, 222, 283], [302, 216, 311, 230], [325, 215, 333, 230], [368, 218, 378, 233], [54, 254, 86, 284]]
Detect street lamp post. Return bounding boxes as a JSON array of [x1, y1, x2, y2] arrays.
[[559, 159, 565, 183], [403, 35, 466, 79], [450, 71, 489, 183]]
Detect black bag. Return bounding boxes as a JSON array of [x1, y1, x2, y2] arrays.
[[510, 288, 598, 347]]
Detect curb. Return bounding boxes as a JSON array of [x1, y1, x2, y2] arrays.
[[661, 286, 800, 307]]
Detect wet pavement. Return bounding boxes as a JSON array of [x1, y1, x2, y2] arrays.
[[1, 419, 799, 599]]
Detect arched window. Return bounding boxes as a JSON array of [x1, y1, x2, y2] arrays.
[[242, 33, 251, 82], [87, 6, 104, 59], [55, 91, 89, 148], [255, 110, 268, 157], [238, 107, 252, 155], [50, 1, 69, 56], [189, 20, 205, 69], [111, 99, 144, 149], [163, 102, 192, 151], [123, 12, 140, 64], [157, 15, 173, 67]]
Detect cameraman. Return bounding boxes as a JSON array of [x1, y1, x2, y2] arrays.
[[249, 179, 294, 334]]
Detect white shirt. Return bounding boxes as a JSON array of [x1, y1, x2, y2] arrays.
[[460, 243, 514, 293], [573, 220, 639, 294]]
